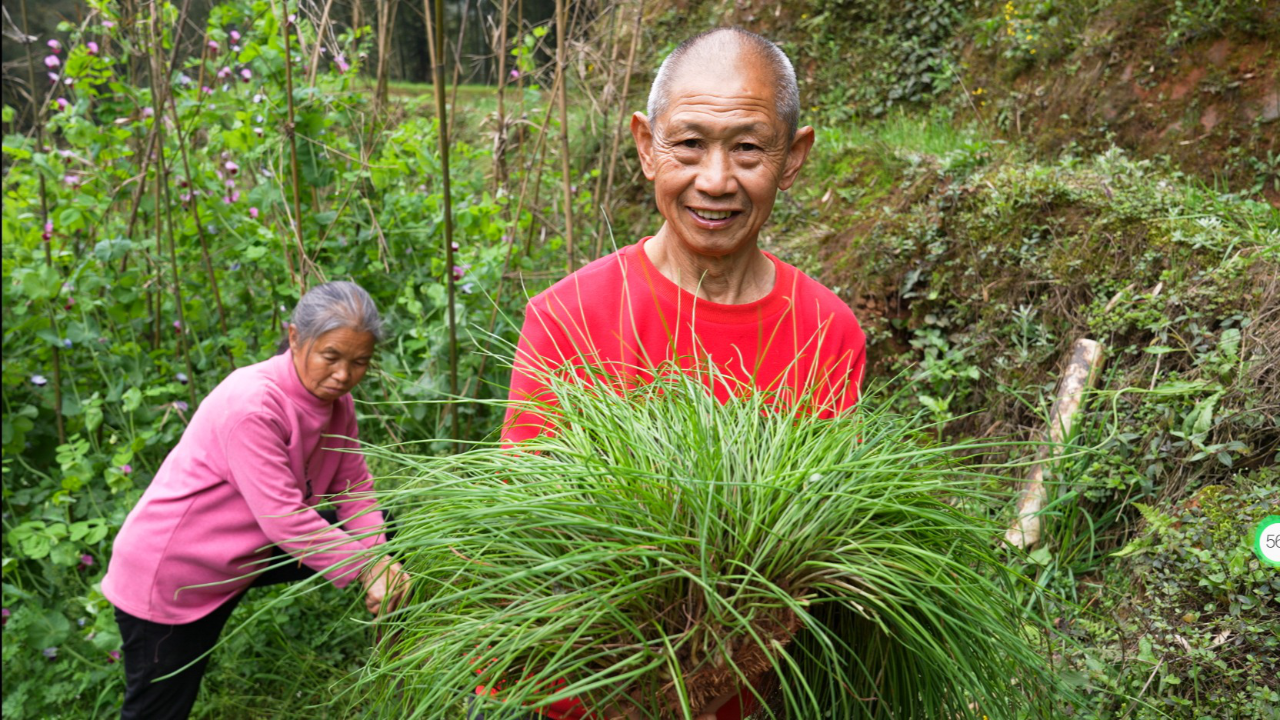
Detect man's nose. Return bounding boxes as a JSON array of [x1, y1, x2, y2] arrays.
[[694, 148, 736, 197], [332, 364, 350, 383]]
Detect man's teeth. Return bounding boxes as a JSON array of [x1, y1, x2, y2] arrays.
[[693, 209, 733, 220]]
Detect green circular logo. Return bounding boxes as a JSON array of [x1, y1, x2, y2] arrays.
[[1255, 515, 1280, 568]]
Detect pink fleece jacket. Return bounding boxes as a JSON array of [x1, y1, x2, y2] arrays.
[[103, 352, 386, 624]]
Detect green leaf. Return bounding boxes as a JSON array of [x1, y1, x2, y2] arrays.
[[122, 387, 143, 413], [93, 238, 134, 263], [1028, 546, 1053, 565], [314, 210, 338, 226], [26, 611, 71, 649]]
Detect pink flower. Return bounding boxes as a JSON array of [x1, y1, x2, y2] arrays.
[[173, 320, 182, 331], [334, 54, 350, 73], [201, 86, 213, 95], [86, 41, 99, 55], [1, 608, 9, 626], [120, 464, 132, 474], [239, 68, 252, 82], [44, 55, 60, 69], [142, 106, 154, 118], [179, 192, 191, 204], [47, 39, 62, 53], [217, 66, 232, 80], [228, 190, 241, 203], [48, 72, 59, 83], [108, 650, 121, 663], [253, 126, 263, 137], [63, 174, 82, 187], [54, 97, 69, 112], [230, 30, 241, 43], [452, 264, 470, 280], [249, 207, 260, 219], [42, 220, 53, 240], [509, 68, 520, 80], [224, 160, 239, 176], [79, 554, 94, 569], [103, 19, 116, 28], [208, 39, 219, 52]]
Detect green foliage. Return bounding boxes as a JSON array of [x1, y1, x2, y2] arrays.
[[1069, 479, 1280, 719], [815, 112, 1279, 719], [2, 1, 565, 716]]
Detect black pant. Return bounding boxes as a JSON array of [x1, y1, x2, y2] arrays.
[[114, 510, 342, 720]]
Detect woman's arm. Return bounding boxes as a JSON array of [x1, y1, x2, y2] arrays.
[[223, 412, 378, 588], [328, 399, 388, 549]]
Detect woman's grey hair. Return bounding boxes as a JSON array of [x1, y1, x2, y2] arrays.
[[290, 281, 385, 346], [647, 28, 799, 139]]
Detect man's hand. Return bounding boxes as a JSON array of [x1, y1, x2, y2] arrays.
[[358, 555, 410, 616]]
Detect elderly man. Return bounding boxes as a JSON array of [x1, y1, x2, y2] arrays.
[[499, 27, 866, 720]]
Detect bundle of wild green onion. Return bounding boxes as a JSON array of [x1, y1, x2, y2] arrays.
[[351, 368, 1074, 719]]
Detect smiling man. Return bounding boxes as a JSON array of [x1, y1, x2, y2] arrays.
[[499, 28, 870, 717], [505, 27, 866, 451], [497, 30, 866, 716]]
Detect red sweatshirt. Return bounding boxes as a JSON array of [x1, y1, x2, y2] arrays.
[[493, 238, 866, 719]]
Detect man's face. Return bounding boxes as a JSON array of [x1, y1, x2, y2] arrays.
[[631, 51, 814, 260]]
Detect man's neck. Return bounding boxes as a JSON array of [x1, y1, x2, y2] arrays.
[[643, 230, 776, 305]]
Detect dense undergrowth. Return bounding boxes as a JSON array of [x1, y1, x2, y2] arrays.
[[794, 113, 1280, 718], [3, 0, 1278, 718]]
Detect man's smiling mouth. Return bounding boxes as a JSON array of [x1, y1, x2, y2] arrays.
[[690, 208, 736, 221]]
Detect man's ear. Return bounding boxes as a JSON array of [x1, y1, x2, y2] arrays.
[[288, 323, 299, 354], [778, 125, 816, 191], [630, 112, 658, 181]]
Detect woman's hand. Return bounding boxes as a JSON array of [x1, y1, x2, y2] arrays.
[[358, 555, 410, 616]]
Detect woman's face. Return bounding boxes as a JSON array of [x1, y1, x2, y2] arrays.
[[289, 325, 376, 402]]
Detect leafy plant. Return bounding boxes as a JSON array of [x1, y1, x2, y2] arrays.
[[348, 367, 1077, 719]]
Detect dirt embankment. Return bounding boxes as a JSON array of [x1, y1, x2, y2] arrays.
[[963, 4, 1280, 205]]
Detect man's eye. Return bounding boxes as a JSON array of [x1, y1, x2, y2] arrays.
[[739, 143, 759, 152], [679, 139, 699, 149]]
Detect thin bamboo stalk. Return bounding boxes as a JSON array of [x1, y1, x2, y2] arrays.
[[447, 0, 471, 132], [118, 0, 194, 273], [424, 0, 460, 448], [305, 0, 339, 86], [596, 0, 642, 257], [164, 89, 233, 365], [554, 0, 574, 273], [282, 10, 310, 291], [147, 5, 198, 408], [373, 0, 396, 112], [20, 0, 63, 444], [492, 0, 511, 187]]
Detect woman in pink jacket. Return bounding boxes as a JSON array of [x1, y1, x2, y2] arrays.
[[102, 281, 409, 720]]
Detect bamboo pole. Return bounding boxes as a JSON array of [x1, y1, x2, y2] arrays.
[[1005, 338, 1107, 550], [553, 0, 575, 273], [492, 0, 511, 188], [447, 0, 471, 131], [20, 0, 64, 444], [147, 3, 199, 409], [164, 92, 231, 362], [306, 0, 339, 86], [282, 9, 309, 291], [424, 0, 460, 447], [373, 0, 396, 112], [596, 0, 642, 258]]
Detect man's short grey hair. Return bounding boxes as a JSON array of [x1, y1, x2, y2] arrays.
[[647, 27, 799, 139], [290, 281, 385, 346]]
